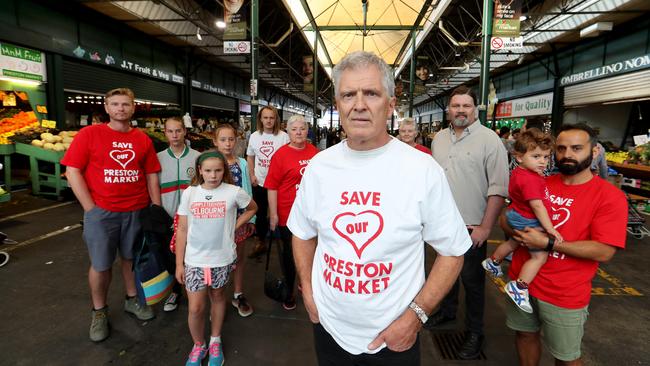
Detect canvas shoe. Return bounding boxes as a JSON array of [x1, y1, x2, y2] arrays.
[[505, 281, 533, 313], [163, 292, 179, 312], [124, 296, 155, 320], [89, 307, 110, 342], [282, 298, 296, 311], [208, 342, 225, 366], [231, 294, 253, 317], [481, 258, 504, 277], [185, 343, 207, 366]]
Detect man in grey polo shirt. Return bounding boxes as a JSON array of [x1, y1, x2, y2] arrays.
[[428, 85, 509, 359]]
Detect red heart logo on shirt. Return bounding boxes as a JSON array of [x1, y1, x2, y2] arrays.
[[551, 207, 570, 229], [259, 145, 275, 158], [109, 149, 135, 169], [332, 210, 384, 259]]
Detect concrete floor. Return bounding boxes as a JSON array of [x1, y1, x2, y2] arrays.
[[0, 190, 649, 365]]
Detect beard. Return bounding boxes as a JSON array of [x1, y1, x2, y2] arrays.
[[557, 154, 593, 176], [452, 116, 472, 128]]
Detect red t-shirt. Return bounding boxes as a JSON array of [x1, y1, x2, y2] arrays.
[[509, 166, 551, 219], [264, 144, 319, 226], [508, 174, 627, 308], [61, 124, 161, 212], [414, 144, 432, 155]]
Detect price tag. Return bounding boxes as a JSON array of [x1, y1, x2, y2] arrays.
[[41, 120, 57, 128]]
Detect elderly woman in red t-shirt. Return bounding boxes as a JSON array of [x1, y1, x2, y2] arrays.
[[264, 115, 319, 310]]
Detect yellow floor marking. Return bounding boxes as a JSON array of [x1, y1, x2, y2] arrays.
[[487, 266, 643, 296]]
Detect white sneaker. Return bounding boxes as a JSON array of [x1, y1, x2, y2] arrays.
[[163, 292, 179, 312], [505, 281, 533, 313], [481, 258, 504, 277]]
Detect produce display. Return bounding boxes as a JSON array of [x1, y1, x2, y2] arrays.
[[0, 110, 40, 144], [605, 151, 629, 164], [30, 131, 78, 151], [624, 144, 650, 165], [141, 128, 214, 152]]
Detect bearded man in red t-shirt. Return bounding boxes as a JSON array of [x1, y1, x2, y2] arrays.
[[63, 88, 162, 342], [503, 123, 627, 366]]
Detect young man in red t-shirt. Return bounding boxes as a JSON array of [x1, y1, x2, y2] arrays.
[[62, 88, 161, 342], [503, 123, 627, 366]]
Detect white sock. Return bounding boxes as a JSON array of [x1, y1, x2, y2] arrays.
[[210, 336, 221, 345], [233, 292, 243, 299]]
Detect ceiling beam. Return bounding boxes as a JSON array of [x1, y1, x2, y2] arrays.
[[305, 25, 423, 31]]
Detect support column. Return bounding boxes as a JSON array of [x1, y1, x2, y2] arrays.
[[312, 35, 319, 140], [250, 0, 259, 127], [45, 54, 65, 127], [408, 31, 416, 117], [478, 0, 494, 124]]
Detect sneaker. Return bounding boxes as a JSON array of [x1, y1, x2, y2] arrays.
[[124, 296, 155, 320], [163, 292, 180, 312], [282, 298, 296, 311], [185, 342, 207, 366], [231, 294, 253, 317], [505, 281, 533, 313], [482, 258, 503, 277], [89, 307, 110, 342], [208, 342, 225, 366]]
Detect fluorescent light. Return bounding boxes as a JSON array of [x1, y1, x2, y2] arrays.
[[580, 22, 613, 38], [0, 76, 41, 86], [196, 26, 202, 41], [215, 20, 226, 29], [520, 15, 528, 21], [270, 61, 277, 65]]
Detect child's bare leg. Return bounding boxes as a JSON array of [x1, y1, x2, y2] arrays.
[[233, 243, 246, 294], [518, 250, 548, 285], [492, 238, 520, 262], [208, 287, 227, 337], [186, 289, 208, 344]]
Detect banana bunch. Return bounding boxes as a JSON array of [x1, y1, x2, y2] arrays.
[[606, 151, 628, 164]]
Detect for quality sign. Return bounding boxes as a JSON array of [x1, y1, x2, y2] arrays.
[[224, 41, 251, 54], [490, 37, 523, 51]]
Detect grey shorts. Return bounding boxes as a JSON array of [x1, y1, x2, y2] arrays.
[[83, 206, 144, 272], [184, 264, 234, 292]]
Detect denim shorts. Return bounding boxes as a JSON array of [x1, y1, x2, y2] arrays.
[[506, 209, 541, 230]]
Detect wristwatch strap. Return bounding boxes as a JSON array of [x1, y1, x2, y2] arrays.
[[408, 301, 428, 324]]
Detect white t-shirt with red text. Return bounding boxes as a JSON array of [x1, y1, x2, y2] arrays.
[[287, 138, 471, 355], [61, 124, 161, 212], [177, 184, 251, 268], [246, 131, 289, 186]]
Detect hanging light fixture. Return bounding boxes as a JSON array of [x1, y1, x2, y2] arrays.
[[215, 20, 226, 29], [196, 26, 202, 41]]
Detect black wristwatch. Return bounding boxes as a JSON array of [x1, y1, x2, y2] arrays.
[[545, 237, 555, 252]]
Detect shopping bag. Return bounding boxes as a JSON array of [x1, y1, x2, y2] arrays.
[[263, 234, 291, 303], [134, 232, 174, 306]]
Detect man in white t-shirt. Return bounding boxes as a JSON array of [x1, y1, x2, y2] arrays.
[[287, 51, 471, 366], [246, 106, 289, 258]]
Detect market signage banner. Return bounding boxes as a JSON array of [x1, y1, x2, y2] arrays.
[[493, 0, 522, 37], [224, 1, 247, 41], [0, 43, 47, 82], [71, 44, 184, 84], [191, 79, 240, 98], [496, 92, 553, 118], [560, 54, 650, 86]]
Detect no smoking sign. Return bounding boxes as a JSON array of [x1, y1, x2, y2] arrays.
[[490, 37, 523, 51]]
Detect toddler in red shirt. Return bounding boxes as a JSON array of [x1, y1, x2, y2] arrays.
[[482, 129, 563, 313]]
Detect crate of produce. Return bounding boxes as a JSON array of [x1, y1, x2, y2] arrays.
[[15, 142, 65, 163]]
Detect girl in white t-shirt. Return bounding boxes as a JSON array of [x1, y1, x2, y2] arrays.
[[175, 151, 257, 366]]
